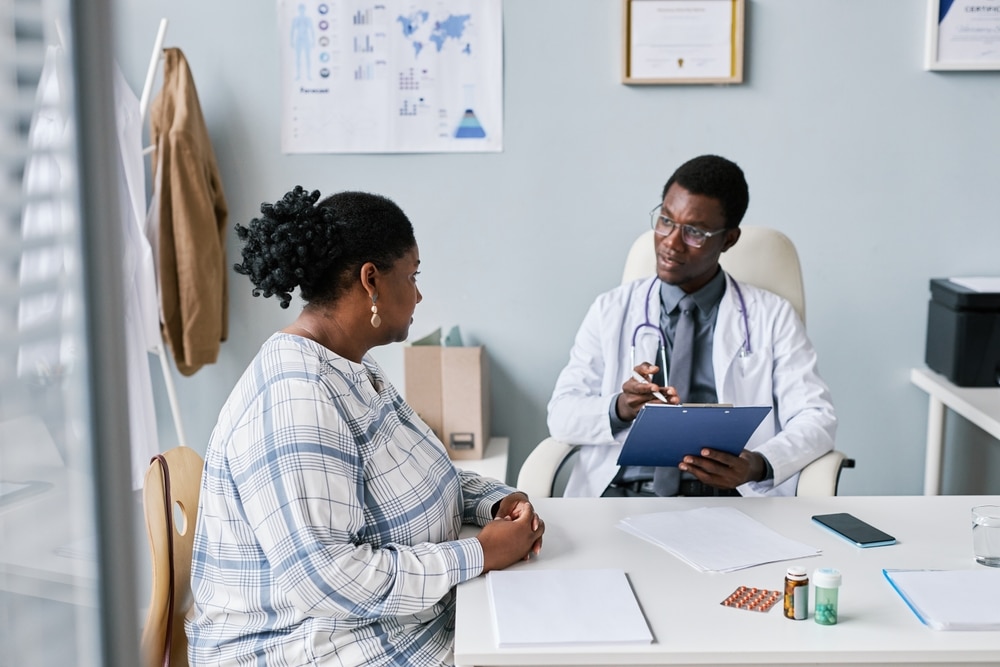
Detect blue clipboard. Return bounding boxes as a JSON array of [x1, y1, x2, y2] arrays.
[[616, 404, 772, 467]]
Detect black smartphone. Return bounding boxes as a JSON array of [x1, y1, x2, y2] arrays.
[[811, 512, 896, 548]]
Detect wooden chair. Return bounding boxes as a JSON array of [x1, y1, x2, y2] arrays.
[[140, 445, 204, 667], [520, 227, 853, 498]]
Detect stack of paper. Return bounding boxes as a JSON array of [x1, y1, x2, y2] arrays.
[[883, 569, 1000, 630], [618, 506, 821, 572], [487, 568, 653, 647]]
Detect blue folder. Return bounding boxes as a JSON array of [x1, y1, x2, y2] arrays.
[[616, 404, 772, 467]]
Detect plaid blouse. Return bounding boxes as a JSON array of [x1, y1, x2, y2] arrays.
[[187, 333, 513, 666]]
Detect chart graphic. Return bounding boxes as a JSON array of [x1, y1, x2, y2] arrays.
[[454, 109, 485, 138], [279, 0, 502, 153]]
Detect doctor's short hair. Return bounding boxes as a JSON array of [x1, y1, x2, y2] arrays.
[[234, 186, 416, 309], [661, 155, 750, 228]]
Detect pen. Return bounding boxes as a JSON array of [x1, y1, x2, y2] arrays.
[[630, 370, 670, 403]]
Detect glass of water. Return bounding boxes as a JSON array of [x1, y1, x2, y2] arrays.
[[972, 505, 1000, 567]]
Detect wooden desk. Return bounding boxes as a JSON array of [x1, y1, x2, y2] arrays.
[[456, 495, 1000, 667], [910, 367, 1000, 495]]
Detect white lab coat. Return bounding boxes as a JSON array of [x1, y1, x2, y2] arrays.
[[18, 45, 75, 378], [19, 50, 160, 488], [547, 275, 837, 498], [113, 61, 161, 489]]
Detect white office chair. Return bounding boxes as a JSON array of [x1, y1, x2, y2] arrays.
[[520, 227, 853, 498]]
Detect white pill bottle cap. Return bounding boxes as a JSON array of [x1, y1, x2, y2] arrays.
[[813, 568, 842, 588]]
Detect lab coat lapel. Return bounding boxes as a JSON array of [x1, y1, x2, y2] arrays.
[[714, 275, 750, 398]]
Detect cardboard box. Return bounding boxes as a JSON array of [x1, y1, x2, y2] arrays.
[[404, 345, 491, 460]]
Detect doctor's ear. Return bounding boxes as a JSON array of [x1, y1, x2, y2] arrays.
[[720, 227, 741, 253]]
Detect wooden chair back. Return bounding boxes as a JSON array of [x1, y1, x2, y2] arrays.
[[140, 445, 203, 667]]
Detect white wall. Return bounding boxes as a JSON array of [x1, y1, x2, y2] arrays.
[[113, 0, 1000, 495]]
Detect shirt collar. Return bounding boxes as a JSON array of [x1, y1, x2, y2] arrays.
[[658, 267, 727, 315]]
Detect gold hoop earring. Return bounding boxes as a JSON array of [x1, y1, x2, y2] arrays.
[[370, 293, 381, 328]]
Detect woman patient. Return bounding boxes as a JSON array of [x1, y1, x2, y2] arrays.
[[187, 187, 544, 666]]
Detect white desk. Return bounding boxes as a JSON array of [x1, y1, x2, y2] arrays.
[[456, 495, 1000, 667], [453, 437, 509, 483], [910, 367, 1000, 495], [0, 416, 97, 607]]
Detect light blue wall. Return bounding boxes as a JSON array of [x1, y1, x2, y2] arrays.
[[113, 0, 1000, 496]]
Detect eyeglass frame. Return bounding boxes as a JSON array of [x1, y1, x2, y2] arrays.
[[648, 204, 729, 248]]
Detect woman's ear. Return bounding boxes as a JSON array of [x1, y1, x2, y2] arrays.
[[359, 261, 379, 298]]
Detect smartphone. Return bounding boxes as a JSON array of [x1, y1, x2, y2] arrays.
[[811, 512, 896, 548]]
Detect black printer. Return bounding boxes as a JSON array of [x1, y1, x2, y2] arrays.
[[925, 278, 1000, 387]]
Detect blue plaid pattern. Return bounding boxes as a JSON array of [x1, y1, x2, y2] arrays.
[[187, 334, 513, 666]]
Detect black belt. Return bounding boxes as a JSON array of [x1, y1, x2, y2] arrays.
[[679, 478, 741, 497], [608, 479, 658, 496], [608, 478, 741, 497]]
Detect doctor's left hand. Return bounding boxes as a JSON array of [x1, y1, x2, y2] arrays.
[[678, 448, 768, 489]]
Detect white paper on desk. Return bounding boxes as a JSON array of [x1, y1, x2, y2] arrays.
[[53, 535, 96, 561], [949, 277, 1000, 293], [486, 568, 652, 647], [618, 506, 821, 573], [883, 569, 1000, 630]]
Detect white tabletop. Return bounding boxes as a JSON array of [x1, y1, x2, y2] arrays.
[[910, 367, 1000, 494], [456, 495, 1000, 667], [910, 367, 1000, 441]]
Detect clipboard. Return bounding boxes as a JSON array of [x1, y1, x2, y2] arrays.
[[617, 404, 772, 467]]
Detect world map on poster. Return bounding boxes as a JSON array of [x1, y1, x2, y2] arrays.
[[397, 12, 471, 57], [278, 0, 502, 154]]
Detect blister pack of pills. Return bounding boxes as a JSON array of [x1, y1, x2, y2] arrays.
[[720, 586, 782, 612]]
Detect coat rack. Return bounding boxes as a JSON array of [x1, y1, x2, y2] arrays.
[[139, 18, 188, 448]]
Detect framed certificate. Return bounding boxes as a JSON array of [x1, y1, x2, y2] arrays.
[[925, 0, 1000, 70], [622, 0, 745, 85]]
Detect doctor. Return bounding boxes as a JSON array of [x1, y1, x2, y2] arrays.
[[547, 155, 836, 498]]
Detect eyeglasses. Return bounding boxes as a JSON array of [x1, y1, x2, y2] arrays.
[[648, 205, 728, 248]]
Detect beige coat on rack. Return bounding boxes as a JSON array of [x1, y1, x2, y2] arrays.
[[149, 47, 229, 376]]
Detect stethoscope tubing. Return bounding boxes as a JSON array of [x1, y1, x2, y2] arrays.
[[630, 274, 752, 373]]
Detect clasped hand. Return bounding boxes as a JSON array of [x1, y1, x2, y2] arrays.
[[477, 492, 544, 573]]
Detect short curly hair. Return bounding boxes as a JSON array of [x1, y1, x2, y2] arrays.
[[233, 187, 416, 308], [661, 155, 750, 228]]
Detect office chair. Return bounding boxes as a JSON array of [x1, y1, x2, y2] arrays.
[[140, 445, 204, 667], [519, 227, 854, 498]]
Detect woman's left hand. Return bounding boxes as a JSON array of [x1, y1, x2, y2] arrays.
[[493, 492, 543, 558]]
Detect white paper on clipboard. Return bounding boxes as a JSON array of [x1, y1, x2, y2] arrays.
[[617, 404, 771, 467]]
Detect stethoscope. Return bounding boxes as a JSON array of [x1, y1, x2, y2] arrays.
[[629, 275, 753, 375]]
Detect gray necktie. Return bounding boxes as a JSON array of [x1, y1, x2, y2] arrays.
[[653, 295, 696, 496]]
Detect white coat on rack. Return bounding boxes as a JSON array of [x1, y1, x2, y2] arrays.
[[112, 59, 163, 488]]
